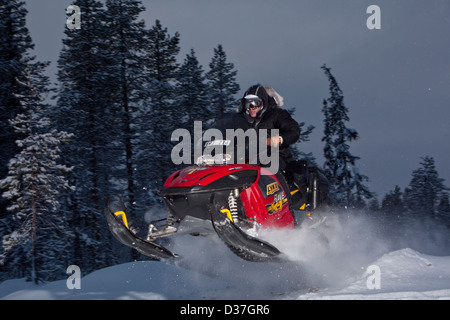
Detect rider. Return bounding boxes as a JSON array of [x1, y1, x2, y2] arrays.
[[236, 85, 302, 221], [238, 84, 301, 173], [203, 85, 303, 221]]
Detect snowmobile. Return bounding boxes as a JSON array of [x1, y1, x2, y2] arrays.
[[105, 145, 329, 262]]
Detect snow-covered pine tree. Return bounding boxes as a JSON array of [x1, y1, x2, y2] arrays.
[[103, 0, 149, 216], [321, 64, 373, 208], [206, 44, 240, 118], [175, 49, 210, 131], [134, 19, 180, 206], [56, 0, 115, 271], [0, 64, 73, 283], [321, 99, 335, 186], [404, 156, 448, 217], [0, 0, 35, 220]]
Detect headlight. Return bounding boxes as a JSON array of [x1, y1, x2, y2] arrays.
[[196, 153, 232, 166]]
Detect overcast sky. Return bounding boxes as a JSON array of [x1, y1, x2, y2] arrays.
[[24, 0, 450, 199]]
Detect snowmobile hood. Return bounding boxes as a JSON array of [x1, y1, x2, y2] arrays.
[[163, 164, 259, 190]]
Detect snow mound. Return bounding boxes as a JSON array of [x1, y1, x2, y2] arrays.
[[297, 248, 450, 300]]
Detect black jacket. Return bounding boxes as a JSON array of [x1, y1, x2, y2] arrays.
[[210, 105, 300, 161], [206, 85, 300, 165], [237, 85, 301, 160], [246, 107, 301, 160]]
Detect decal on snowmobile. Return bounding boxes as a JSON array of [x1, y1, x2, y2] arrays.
[[187, 167, 208, 175], [220, 208, 234, 222], [204, 139, 231, 147], [114, 211, 129, 228], [266, 193, 288, 215], [228, 166, 243, 171], [266, 182, 280, 195]]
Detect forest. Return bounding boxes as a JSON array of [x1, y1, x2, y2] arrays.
[[1, 0, 449, 283]]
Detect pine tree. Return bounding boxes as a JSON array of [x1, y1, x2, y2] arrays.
[[134, 19, 180, 206], [175, 49, 210, 130], [321, 99, 335, 184], [367, 198, 380, 213], [206, 44, 240, 118], [321, 64, 373, 208], [437, 192, 450, 225], [404, 156, 448, 217], [145, 20, 180, 85], [103, 0, 148, 214], [0, 64, 73, 283], [381, 185, 405, 216], [0, 0, 35, 218], [56, 0, 114, 271]]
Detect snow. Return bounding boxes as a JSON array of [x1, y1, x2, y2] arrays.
[[1, 215, 449, 300], [1, 247, 449, 300], [297, 249, 450, 300]]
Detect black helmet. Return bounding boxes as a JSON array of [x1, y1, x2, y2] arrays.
[[238, 84, 270, 114]]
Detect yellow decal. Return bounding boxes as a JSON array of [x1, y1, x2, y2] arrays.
[[220, 208, 233, 222], [266, 182, 280, 195], [299, 203, 306, 210], [290, 189, 299, 196], [266, 198, 288, 215], [187, 167, 208, 174], [114, 211, 129, 229]]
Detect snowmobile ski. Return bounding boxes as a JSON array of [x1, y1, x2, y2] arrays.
[[105, 196, 177, 260], [209, 194, 284, 262]]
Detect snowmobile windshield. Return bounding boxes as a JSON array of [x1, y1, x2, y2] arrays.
[[196, 151, 232, 166], [197, 139, 232, 165], [196, 114, 270, 166]]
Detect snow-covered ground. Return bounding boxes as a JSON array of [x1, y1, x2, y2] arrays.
[[1, 214, 449, 300]]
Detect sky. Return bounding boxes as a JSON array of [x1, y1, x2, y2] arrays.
[[23, 0, 450, 199]]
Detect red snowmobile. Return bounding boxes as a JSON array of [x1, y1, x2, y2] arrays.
[[105, 149, 329, 262]]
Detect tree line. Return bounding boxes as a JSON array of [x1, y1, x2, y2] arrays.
[[320, 65, 450, 221], [0, 0, 240, 283], [1, 0, 448, 283]]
